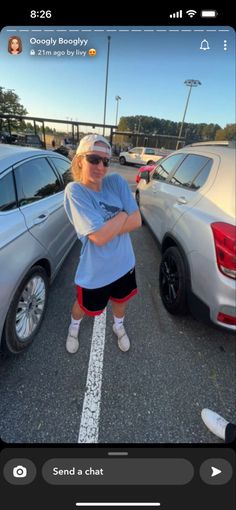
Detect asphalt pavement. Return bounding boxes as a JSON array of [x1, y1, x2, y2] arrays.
[[0, 163, 235, 444]]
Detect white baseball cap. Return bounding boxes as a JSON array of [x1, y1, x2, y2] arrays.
[[76, 134, 111, 156]]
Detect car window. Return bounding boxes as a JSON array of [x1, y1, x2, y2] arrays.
[[0, 172, 17, 211], [170, 154, 212, 189], [14, 157, 62, 206], [144, 148, 155, 155], [191, 159, 212, 190], [152, 154, 184, 182], [50, 157, 72, 187], [131, 148, 142, 154]]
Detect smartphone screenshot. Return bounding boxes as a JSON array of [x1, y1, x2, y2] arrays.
[[0, 7, 235, 509]]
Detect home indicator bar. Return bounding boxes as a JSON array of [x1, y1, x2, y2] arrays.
[[75, 504, 161, 507]]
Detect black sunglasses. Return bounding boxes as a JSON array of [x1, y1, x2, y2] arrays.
[[83, 154, 110, 167]]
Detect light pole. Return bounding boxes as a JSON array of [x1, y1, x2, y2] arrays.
[[103, 35, 111, 136], [136, 117, 142, 146], [115, 95, 121, 126], [176, 79, 201, 150]]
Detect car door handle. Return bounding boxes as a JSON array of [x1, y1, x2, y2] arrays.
[[177, 196, 188, 205], [33, 213, 49, 225]]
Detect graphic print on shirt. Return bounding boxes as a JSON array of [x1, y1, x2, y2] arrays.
[[99, 201, 121, 221]]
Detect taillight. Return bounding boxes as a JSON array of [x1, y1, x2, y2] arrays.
[[211, 222, 236, 279], [217, 312, 236, 325]]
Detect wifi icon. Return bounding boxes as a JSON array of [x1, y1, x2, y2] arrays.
[[186, 10, 197, 17]]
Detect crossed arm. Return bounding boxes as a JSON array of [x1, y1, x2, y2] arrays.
[[88, 210, 142, 247]]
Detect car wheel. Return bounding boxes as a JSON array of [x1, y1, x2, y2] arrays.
[[119, 156, 126, 165], [3, 266, 49, 354], [159, 247, 188, 315], [135, 191, 144, 224]]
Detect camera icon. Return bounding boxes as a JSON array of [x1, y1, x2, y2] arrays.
[[13, 465, 27, 478]]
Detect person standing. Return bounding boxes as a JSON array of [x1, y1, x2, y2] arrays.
[[64, 134, 141, 354]]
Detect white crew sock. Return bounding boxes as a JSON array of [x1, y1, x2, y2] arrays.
[[113, 315, 124, 328], [70, 315, 83, 332]]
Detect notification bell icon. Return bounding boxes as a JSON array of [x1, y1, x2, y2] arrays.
[[200, 39, 210, 51]]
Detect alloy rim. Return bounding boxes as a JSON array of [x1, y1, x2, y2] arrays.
[[160, 255, 179, 305], [15, 276, 46, 341]]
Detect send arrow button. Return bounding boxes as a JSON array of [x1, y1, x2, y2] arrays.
[[211, 466, 222, 477], [200, 459, 232, 485]]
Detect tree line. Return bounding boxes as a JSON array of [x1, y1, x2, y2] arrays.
[[117, 115, 236, 145], [0, 88, 235, 143]]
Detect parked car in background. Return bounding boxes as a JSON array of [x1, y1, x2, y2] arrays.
[[14, 133, 45, 149], [119, 146, 172, 166], [0, 144, 76, 354], [136, 164, 155, 184], [53, 145, 70, 158], [135, 159, 166, 184], [0, 131, 18, 144], [136, 141, 236, 331], [55, 145, 75, 160]]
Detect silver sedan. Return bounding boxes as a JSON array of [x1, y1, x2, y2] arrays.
[[0, 144, 76, 354]]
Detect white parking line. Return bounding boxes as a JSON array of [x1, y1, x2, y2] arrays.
[[78, 310, 107, 443]]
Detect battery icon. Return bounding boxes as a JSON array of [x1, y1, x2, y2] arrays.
[[201, 10, 218, 17]]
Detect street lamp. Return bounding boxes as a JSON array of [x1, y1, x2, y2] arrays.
[[115, 95, 121, 126], [136, 116, 142, 146], [176, 79, 201, 150], [103, 35, 111, 136]]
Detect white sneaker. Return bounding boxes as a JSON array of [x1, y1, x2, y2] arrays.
[[66, 325, 79, 354], [201, 409, 229, 440], [113, 324, 130, 352]]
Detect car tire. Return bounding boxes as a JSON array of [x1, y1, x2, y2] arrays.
[[135, 191, 144, 224], [119, 156, 126, 165], [2, 266, 49, 354], [135, 190, 140, 207], [159, 246, 188, 315]]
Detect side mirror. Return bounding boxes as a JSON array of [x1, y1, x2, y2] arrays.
[[140, 171, 150, 183]]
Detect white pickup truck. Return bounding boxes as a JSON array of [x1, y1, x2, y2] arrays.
[[119, 147, 172, 166]]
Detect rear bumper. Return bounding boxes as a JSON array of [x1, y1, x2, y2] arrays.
[[189, 251, 236, 332]]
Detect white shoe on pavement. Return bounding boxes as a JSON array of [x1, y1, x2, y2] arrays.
[[201, 408, 229, 440], [112, 324, 130, 352], [66, 325, 79, 354]]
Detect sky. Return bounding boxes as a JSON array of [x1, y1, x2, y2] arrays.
[[0, 25, 235, 134]]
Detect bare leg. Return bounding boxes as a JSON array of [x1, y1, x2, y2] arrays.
[[71, 300, 85, 320], [111, 301, 128, 318]]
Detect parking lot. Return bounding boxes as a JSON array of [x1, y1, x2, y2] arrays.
[[0, 162, 235, 444]]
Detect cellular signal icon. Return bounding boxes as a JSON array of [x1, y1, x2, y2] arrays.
[[169, 10, 182, 18]]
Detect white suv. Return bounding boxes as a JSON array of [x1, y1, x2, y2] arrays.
[[136, 141, 236, 331]]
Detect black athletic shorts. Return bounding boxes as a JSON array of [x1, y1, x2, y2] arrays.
[[76, 267, 137, 316]]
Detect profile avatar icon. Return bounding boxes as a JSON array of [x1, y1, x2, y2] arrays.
[[8, 36, 22, 55]]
